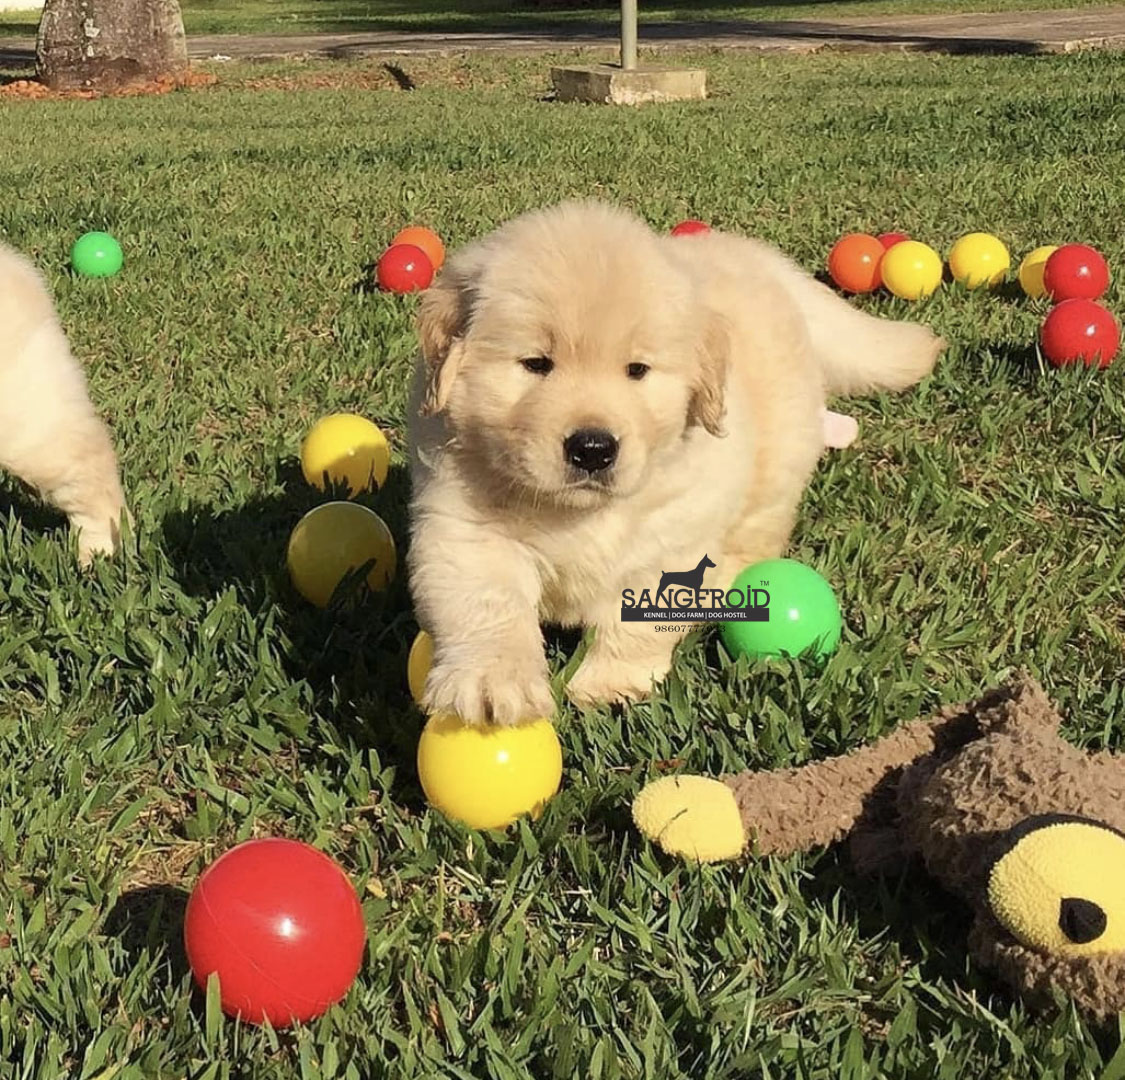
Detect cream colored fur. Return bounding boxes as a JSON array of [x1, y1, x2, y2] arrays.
[[0, 242, 128, 564], [408, 202, 943, 724]]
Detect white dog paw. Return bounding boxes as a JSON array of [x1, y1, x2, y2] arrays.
[[75, 525, 118, 567], [424, 655, 555, 727], [566, 653, 670, 709], [819, 407, 859, 450], [72, 507, 129, 568]]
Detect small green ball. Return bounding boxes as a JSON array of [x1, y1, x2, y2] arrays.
[[721, 557, 842, 661], [71, 232, 123, 278]]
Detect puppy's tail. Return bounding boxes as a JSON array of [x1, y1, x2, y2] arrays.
[[777, 259, 945, 396]]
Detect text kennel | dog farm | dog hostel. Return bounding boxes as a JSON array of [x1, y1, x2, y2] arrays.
[[620, 554, 771, 623]]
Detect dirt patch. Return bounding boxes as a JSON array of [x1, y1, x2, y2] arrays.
[[0, 55, 548, 101], [231, 57, 487, 92], [0, 69, 217, 101], [123, 840, 205, 892]]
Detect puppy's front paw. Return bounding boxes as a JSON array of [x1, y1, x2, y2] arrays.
[[75, 522, 119, 567], [73, 507, 129, 568], [566, 651, 672, 710], [424, 654, 554, 726]]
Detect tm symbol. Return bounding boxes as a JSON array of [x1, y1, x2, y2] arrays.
[[760, 580, 769, 586]]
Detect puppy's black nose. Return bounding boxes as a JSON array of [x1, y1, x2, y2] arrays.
[[564, 428, 618, 474], [1059, 897, 1107, 944]]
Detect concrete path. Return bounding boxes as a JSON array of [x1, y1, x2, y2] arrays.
[[3, 6, 1125, 68]]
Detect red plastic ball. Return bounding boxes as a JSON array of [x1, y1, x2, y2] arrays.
[[376, 243, 434, 293], [184, 839, 366, 1027], [1040, 298, 1120, 369], [877, 231, 910, 250], [827, 233, 885, 293], [1042, 243, 1110, 302], [671, 219, 710, 237]]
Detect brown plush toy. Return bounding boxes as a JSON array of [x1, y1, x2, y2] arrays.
[[632, 675, 1125, 1017]]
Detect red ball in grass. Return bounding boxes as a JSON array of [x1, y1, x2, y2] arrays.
[[184, 839, 366, 1028], [877, 231, 910, 249], [1040, 298, 1120, 369], [376, 243, 434, 293], [671, 219, 710, 237], [1042, 243, 1110, 302], [827, 232, 885, 294]]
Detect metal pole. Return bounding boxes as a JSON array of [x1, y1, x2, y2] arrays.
[[620, 0, 637, 70]]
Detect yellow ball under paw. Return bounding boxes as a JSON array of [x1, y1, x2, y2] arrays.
[[301, 413, 390, 497], [417, 712, 563, 830], [632, 775, 745, 862]]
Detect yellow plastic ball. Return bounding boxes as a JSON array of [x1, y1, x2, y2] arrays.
[[300, 414, 390, 497], [880, 240, 943, 300], [1018, 244, 1060, 299], [948, 232, 1011, 289], [408, 630, 434, 704], [287, 502, 396, 607], [417, 712, 563, 831]]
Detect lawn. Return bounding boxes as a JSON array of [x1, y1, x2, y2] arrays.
[[2, 46, 1125, 1080], [0, 0, 1120, 36]]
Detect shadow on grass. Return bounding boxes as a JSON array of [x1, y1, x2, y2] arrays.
[[158, 460, 429, 808], [105, 884, 192, 981], [983, 339, 1047, 388], [0, 476, 69, 540]]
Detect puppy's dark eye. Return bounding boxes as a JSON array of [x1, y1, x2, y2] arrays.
[[521, 356, 554, 376], [626, 362, 650, 380]]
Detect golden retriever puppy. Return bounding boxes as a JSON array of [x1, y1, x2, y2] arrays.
[[408, 202, 942, 724], [0, 242, 128, 564]]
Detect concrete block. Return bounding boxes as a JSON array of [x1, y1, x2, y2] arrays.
[[551, 63, 706, 105]]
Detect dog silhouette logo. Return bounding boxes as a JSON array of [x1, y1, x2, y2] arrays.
[[655, 555, 716, 605], [620, 556, 769, 623]]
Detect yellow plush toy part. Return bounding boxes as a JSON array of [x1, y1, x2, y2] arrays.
[[632, 776, 746, 863], [987, 816, 1125, 957]]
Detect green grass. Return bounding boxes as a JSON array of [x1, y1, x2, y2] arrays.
[[0, 0, 1119, 37], [2, 46, 1125, 1079]]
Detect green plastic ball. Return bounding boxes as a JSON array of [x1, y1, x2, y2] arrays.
[[720, 558, 842, 661], [71, 232, 123, 278]]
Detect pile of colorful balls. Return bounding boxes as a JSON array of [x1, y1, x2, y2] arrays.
[[374, 224, 445, 294], [825, 231, 1119, 369]]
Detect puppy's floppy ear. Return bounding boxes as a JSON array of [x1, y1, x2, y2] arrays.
[[687, 314, 729, 437], [418, 269, 471, 417]]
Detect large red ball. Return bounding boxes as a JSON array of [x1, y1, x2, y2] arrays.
[[827, 233, 885, 294], [1040, 298, 1120, 369], [671, 219, 710, 237], [377, 243, 434, 293], [1042, 243, 1110, 302], [184, 839, 366, 1027]]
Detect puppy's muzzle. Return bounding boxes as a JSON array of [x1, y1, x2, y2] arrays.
[[563, 428, 618, 475]]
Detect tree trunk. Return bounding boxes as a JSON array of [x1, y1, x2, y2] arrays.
[[36, 0, 187, 91]]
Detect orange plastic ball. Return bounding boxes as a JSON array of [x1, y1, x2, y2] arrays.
[[391, 226, 445, 272], [827, 233, 885, 294]]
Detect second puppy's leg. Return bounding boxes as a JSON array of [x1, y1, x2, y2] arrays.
[[0, 323, 127, 565]]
